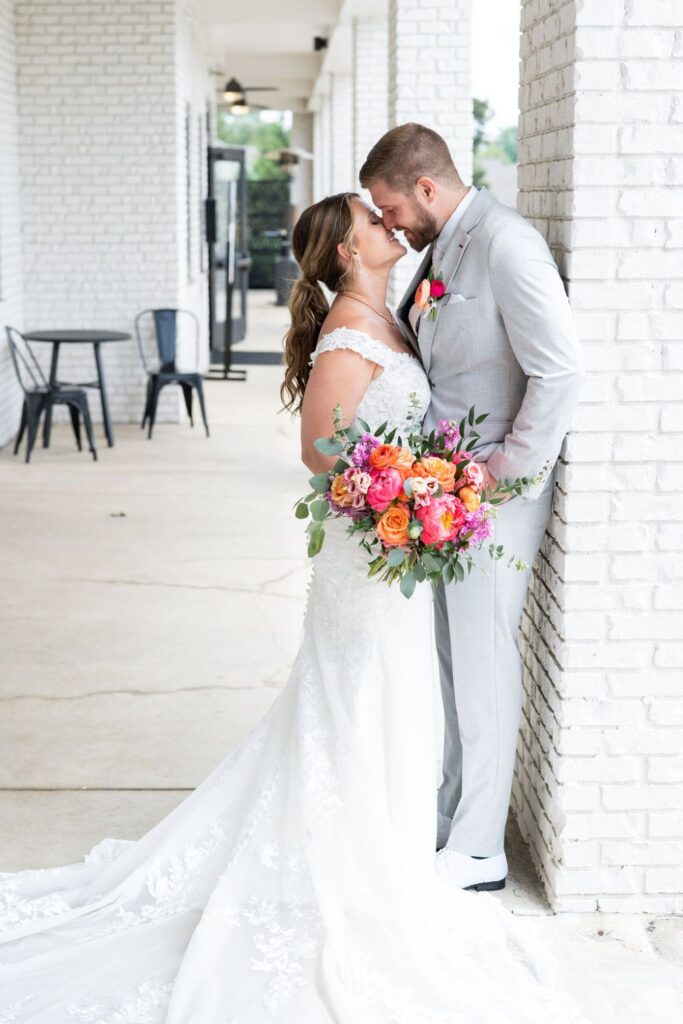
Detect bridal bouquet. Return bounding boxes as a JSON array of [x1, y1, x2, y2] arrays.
[[295, 396, 533, 598]]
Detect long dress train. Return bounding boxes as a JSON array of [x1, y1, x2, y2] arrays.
[[0, 329, 589, 1024]]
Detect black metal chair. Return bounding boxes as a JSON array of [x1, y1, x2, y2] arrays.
[[134, 309, 209, 439], [6, 326, 97, 463]]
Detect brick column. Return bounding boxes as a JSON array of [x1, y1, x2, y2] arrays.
[[330, 72, 355, 195], [0, 0, 23, 447], [290, 112, 314, 217], [515, 0, 683, 913], [313, 84, 332, 202], [353, 17, 389, 187], [387, 0, 472, 302]]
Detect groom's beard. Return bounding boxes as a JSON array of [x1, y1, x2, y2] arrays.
[[401, 203, 438, 252]]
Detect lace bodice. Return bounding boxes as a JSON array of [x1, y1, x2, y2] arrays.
[[310, 327, 430, 435]]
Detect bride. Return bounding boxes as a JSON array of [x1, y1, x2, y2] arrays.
[[0, 193, 587, 1023]]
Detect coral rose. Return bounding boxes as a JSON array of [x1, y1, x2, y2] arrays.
[[366, 467, 404, 512], [457, 461, 484, 492], [376, 505, 410, 548], [459, 485, 481, 512], [368, 444, 415, 473], [416, 494, 467, 548], [330, 475, 355, 508], [410, 456, 457, 493], [414, 279, 431, 311]]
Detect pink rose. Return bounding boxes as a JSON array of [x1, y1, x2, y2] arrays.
[[366, 467, 404, 512], [430, 279, 446, 299], [416, 494, 467, 548], [457, 461, 484, 493]]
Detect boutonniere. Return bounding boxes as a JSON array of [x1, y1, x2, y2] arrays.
[[414, 271, 446, 322]]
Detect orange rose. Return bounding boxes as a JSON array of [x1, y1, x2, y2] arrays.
[[368, 444, 415, 473], [376, 505, 410, 547], [409, 456, 457, 493], [459, 485, 481, 512], [414, 279, 431, 312], [330, 475, 355, 507]]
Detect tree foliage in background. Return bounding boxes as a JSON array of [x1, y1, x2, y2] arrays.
[[217, 112, 291, 180], [472, 98, 518, 188]]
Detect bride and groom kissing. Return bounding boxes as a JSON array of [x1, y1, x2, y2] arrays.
[[0, 123, 586, 1023]]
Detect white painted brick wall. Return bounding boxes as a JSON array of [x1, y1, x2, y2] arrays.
[[313, 85, 332, 203], [387, 0, 473, 304], [7, 0, 212, 440], [0, 0, 24, 449], [330, 73, 355, 195], [353, 17, 389, 187], [514, 0, 683, 913]]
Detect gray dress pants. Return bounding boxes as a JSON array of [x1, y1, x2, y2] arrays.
[[434, 469, 555, 857]]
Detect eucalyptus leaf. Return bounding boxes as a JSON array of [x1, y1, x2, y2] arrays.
[[309, 472, 331, 493], [311, 499, 330, 522], [307, 525, 325, 558], [400, 572, 417, 598], [414, 562, 426, 582], [443, 562, 455, 585], [386, 547, 405, 567], [422, 553, 442, 575], [295, 503, 309, 519], [454, 559, 465, 582], [313, 437, 345, 456]]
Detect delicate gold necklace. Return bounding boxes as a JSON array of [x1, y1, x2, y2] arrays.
[[339, 291, 395, 327]]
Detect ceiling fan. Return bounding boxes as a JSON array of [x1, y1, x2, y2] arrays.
[[211, 74, 279, 115]]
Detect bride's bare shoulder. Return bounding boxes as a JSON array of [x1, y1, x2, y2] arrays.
[[318, 307, 375, 341]]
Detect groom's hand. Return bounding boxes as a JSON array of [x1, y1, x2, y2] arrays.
[[480, 462, 512, 504]]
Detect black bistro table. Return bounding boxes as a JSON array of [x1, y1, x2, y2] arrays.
[[23, 329, 131, 448]]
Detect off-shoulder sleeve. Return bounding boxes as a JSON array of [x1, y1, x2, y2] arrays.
[[309, 327, 391, 369]]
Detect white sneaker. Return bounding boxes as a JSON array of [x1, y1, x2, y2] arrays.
[[436, 847, 508, 892], [436, 812, 452, 851]]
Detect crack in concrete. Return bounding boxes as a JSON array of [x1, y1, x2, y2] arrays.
[[2, 684, 282, 701], [57, 563, 308, 600]]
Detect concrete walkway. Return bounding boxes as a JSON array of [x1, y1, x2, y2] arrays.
[[1, 292, 681, 1021]]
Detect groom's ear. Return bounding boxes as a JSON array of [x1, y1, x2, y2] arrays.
[[416, 177, 438, 203]]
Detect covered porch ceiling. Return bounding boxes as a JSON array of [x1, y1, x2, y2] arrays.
[[197, 0, 386, 115]]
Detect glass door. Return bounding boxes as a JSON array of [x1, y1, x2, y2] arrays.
[[206, 145, 251, 379]]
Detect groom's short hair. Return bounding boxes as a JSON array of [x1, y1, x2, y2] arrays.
[[359, 123, 462, 193]]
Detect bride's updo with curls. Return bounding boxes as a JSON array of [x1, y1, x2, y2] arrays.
[[281, 192, 358, 412]]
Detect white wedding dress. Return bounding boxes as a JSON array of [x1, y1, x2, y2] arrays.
[[0, 329, 589, 1024]]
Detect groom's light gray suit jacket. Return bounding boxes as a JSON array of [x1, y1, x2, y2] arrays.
[[396, 187, 585, 499]]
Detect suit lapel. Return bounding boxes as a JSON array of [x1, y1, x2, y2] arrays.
[[394, 245, 433, 358], [418, 188, 494, 373]]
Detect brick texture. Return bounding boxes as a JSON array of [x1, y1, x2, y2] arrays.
[[514, 0, 683, 913], [0, 0, 24, 448], [3, 0, 212, 440], [388, 0, 473, 303]]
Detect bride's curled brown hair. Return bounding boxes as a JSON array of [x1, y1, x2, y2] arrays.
[[281, 192, 358, 412]]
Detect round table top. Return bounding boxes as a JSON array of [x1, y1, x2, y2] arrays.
[[24, 329, 131, 343]]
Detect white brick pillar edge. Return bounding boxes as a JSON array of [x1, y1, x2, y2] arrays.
[[515, 0, 683, 913], [387, 0, 473, 304], [353, 17, 389, 188]]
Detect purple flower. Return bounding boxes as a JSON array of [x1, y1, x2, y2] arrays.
[[351, 433, 381, 467], [462, 504, 495, 545], [434, 418, 461, 452]]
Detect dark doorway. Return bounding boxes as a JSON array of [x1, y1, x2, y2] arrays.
[[206, 145, 251, 379]]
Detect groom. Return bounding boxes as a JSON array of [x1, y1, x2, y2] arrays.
[[360, 123, 584, 892]]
